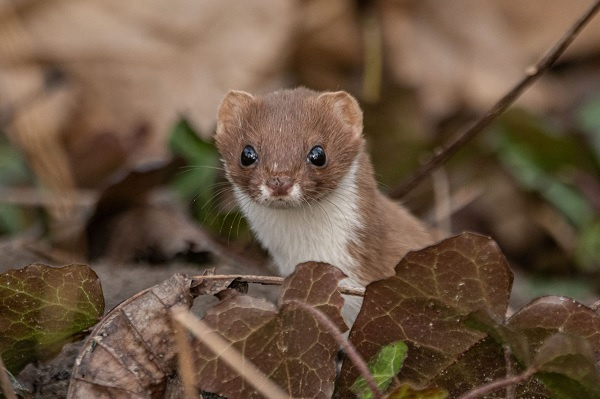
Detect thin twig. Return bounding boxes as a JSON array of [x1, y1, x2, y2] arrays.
[[0, 356, 18, 399], [456, 366, 538, 399], [171, 309, 290, 399], [389, 0, 600, 199], [192, 274, 366, 296], [290, 300, 384, 399]]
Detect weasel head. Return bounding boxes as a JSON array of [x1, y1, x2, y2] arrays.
[[215, 87, 364, 209]]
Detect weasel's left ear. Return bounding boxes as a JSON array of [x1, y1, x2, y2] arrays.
[[317, 91, 363, 140]]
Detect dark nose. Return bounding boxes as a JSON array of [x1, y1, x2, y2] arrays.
[[266, 177, 294, 196]]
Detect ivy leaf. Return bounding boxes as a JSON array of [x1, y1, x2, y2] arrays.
[[0, 263, 104, 374], [507, 297, 600, 398], [506, 296, 600, 355], [339, 233, 513, 396], [68, 273, 195, 398], [193, 262, 347, 399], [465, 310, 530, 365], [350, 341, 408, 399], [533, 333, 600, 399]]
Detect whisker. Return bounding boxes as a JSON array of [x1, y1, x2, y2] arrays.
[[198, 185, 233, 212], [219, 205, 238, 236], [180, 164, 225, 171]]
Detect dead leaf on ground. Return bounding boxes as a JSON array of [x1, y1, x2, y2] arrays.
[[379, 0, 600, 117], [0, 0, 298, 193], [85, 161, 260, 270], [67, 273, 194, 399]]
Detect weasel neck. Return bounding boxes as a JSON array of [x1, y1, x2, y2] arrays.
[[234, 158, 363, 278]]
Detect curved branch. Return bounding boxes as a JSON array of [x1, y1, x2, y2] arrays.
[[389, 0, 600, 199]]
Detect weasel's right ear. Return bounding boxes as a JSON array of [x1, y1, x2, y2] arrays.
[[317, 91, 363, 140], [216, 90, 255, 135]]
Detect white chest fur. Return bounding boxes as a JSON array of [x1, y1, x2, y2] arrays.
[[233, 159, 363, 279]]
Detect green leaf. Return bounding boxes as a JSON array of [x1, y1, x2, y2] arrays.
[[168, 118, 243, 237], [495, 134, 593, 228], [0, 135, 33, 235], [575, 221, 600, 272], [577, 95, 600, 161], [168, 118, 220, 201], [0, 135, 31, 184], [0, 264, 104, 374], [387, 384, 448, 399], [350, 341, 408, 399], [492, 111, 597, 228]]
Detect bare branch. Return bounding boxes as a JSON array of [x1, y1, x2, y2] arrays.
[[192, 274, 366, 296], [389, 0, 600, 199]]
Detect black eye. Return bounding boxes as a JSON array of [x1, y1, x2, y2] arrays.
[[240, 145, 258, 167], [307, 145, 326, 167]]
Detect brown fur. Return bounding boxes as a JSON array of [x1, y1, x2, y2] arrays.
[[348, 151, 432, 285], [216, 87, 433, 287]]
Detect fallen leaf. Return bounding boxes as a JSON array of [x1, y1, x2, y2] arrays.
[[379, 0, 600, 117], [1, 0, 297, 192], [67, 273, 194, 399], [434, 295, 600, 397]]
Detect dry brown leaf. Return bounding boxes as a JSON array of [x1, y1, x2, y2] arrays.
[[0, 0, 299, 245], [191, 268, 237, 298], [0, 0, 298, 192], [379, 0, 600, 117], [67, 273, 195, 399], [84, 160, 261, 268]]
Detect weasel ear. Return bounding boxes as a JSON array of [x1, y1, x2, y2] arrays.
[[317, 91, 363, 139], [216, 90, 255, 135]]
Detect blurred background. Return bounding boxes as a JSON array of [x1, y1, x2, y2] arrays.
[[1, 0, 600, 309]]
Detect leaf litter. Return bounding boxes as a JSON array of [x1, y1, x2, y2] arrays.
[[1, 233, 594, 398]]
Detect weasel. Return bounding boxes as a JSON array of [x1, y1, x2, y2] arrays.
[[215, 87, 433, 324]]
